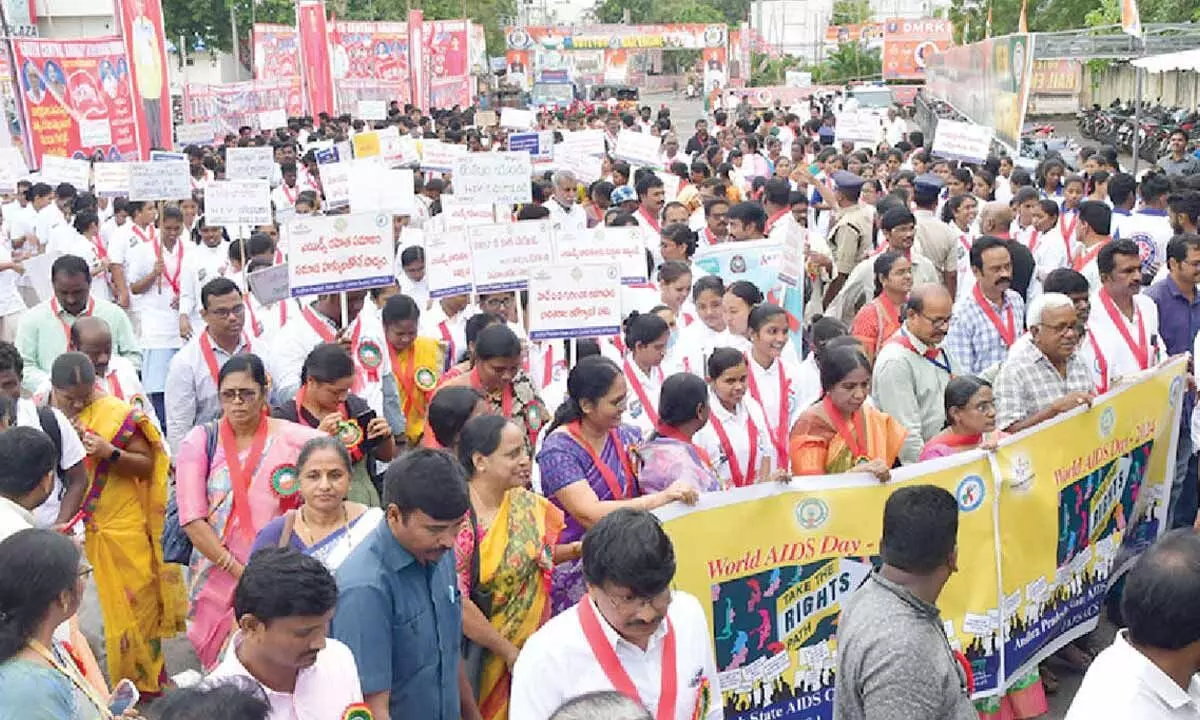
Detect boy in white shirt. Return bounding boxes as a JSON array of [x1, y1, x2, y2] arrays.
[[178, 218, 230, 340]]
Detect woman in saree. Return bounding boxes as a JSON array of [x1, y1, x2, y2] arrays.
[[454, 415, 571, 720], [250, 436, 383, 570], [536, 356, 698, 614], [48, 352, 186, 696], [272, 343, 396, 507], [176, 353, 323, 669], [919, 377, 1048, 719], [788, 345, 908, 480], [636, 372, 722, 494]]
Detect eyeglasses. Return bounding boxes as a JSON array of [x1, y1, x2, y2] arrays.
[[220, 388, 261, 403], [918, 312, 952, 329], [481, 296, 514, 309], [600, 586, 672, 614], [1040, 322, 1079, 335], [207, 304, 246, 319]]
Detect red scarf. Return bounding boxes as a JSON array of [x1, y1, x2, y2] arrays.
[[745, 354, 789, 463], [50, 297, 93, 350], [577, 598, 676, 720], [1073, 239, 1109, 272], [566, 421, 636, 500], [1097, 288, 1150, 370], [638, 206, 662, 234], [764, 208, 788, 235], [219, 414, 271, 543], [623, 357, 662, 427], [709, 404, 759, 487], [972, 284, 1016, 347], [655, 423, 714, 469], [822, 396, 868, 461]]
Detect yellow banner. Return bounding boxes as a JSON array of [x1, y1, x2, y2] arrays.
[[656, 358, 1185, 720]]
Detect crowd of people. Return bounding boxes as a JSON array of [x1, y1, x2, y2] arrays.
[[0, 89, 1198, 720]]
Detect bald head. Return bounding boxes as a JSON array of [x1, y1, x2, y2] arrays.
[[69, 316, 113, 377], [905, 283, 953, 345], [980, 202, 1013, 235]]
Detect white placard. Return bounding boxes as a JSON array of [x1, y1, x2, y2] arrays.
[[420, 139, 468, 172], [378, 126, 417, 167], [527, 263, 622, 341], [0, 147, 29, 193], [469, 220, 553, 292], [225, 147, 275, 181], [440, 196, 499, 229], [556, 152, 603, 184], [357, 99, 388, 121], [835, 110, 882, 143], [614, 129, 662, 168], [128, 161, 190, 201], [258, 108, 288, 131], [318, 162, 350, 210], [79, 118, 112, 148], [349, 161, 416, 215], [785, 70, 813, 88], [655, 171, 681, 202], [176, 121, 215, 146], [451, 151, 533, 205], [287, 213, 394, 296], [39, 155, 91, 189], [932, 119, 996, 164], [247, 264, 291, 305], [556, 129, 606, 157], [206, 179, 272, 226], [92, 163, 131, 198], [499, 107, 535, 129], [553, 225, 648, 285], [424, 229, 474, 298]]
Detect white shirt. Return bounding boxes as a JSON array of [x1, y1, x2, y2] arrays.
[[510, 592, 723, 720], [745, 354, 801, 466], [0, 495, 35, 543], [178, 241, 231, 329], [108, 221, 154, 271], [546, 198, 588, 233], [418, 301, 472, 370], [695, 390, 774, 486], [20, 399, 88, 528], [246, 296, 298, 345], [527, 340, 568, 392], [270, 182, 302, 212], [1030, 225, 1079, 281], [1116, 208, 1174, 273], [48, 228, 112, 303], [1066, 630, 1200, 720], [672, 321, 723, 377], [35, 203, 65, 247], [99, 216, 127, 251], [4, 201, 35, 243], [621, 355, 664, 436], [207, 636, 365, 720], [793, 353, 822, 412], [1086, 291, 1162, 392], [0, 245, 26, 316], [634, 207, 664, 269], [886, 116, 907, 146], [127, 237, 186, 349], [950, 228, 976, 304], [163, 331, 258, 451]]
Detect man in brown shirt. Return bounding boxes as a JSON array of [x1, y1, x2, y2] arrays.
[[824, 170, 873, 306], [912, 173, 959, 296]]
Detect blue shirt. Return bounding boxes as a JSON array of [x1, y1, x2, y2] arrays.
[[331, 519, 461, 720], [1145, 275, 1200, 413]]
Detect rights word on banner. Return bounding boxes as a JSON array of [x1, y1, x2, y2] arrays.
[[469, 220, 553, 292], [552, 225, 647, 285], [420, 139, 468, 172], [225, 147, 275, 180], [424, 229, 474, 298], [932, 119, 996, 164], [835, 110, 882, 143], [318, 162, 351, 211], [176, 122, 215, 146], [287, 213, 395, 296], [206, 180, 273, 226], [258, 108, 288, 130], [357, 99, 388, 121], [93, 163, 131, 198], [39, 155, 90, 189], [614, 129, 662, 168], [499, 107, 535, 129], [527, 264, 622, 341], [247, 264, 291, 306], [128, 161, 191, 201], [451, 152, 533, 205]]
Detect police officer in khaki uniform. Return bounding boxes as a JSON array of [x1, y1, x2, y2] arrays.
[[823, 170, 874, 307], [912, 173, 960, 297]]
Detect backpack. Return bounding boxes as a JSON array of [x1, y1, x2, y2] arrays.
[[162, 421, 219, 565]]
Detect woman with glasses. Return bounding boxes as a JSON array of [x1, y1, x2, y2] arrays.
[[176, 353, 322, 669], [439, 324, 548, 451], [0, 529, 127, 719], [455, 415, 570, 720], [272, 343, 395, 507], [851, 251, 913, 361], [46, 352, 186, 697], [919, 376, 1000, 461]]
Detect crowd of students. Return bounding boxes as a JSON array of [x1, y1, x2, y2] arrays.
[[0, 93, 1198, 720]]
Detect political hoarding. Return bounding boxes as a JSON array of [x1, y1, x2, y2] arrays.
[[12, 37, 144, 164], [925, 34, 1035, 151], [116, 0, 173, 154], [182, 79, 304, 141], [656, 358, 1185, 720], [881, 18, 953, 80]]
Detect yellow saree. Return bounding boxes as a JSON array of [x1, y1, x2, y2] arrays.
[[394, 336, 444, 446], [78, 394, 187, 693], [476, 488, 564, 720]]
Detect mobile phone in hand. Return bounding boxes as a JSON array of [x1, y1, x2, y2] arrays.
[[109, 678, 139, 715]]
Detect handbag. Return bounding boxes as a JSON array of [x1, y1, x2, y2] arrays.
[[162, 421, 219, 565], [461, 504, 493, 696]]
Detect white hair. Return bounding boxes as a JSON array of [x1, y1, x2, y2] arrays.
[[550, 691, 653, 720], [1027, 292, 1075, 327], [552, 170, 578, 188]]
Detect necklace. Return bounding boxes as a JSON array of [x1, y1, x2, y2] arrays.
[[296, 503, 350, 548]]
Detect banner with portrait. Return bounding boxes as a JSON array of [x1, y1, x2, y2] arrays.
[[183, 79, 305, 140], [657, 358, 1185, 720], [116, 0, 172, 154], [12, 37, 143, 164], [881, 18, 952, 80], [924, 34, 1034, 150]]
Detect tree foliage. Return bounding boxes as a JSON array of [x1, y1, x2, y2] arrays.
[[595, 0, 746, 26], [949, 0, 1200, 43], [831, 0, 872, 25], [749, 43, 881, 86]]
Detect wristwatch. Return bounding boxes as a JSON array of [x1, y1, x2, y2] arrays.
[[108, 448, 121, 463]]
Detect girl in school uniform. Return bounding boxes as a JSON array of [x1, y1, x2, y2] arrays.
[[620, 311, 671, 437], [744, 304, 802, 472], [695, 348, 776, 488]]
